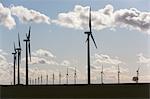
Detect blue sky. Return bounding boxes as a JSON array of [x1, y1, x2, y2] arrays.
[[0, 0, 150, 84]]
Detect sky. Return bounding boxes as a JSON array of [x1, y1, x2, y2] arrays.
[[0, 0, 150, 84]]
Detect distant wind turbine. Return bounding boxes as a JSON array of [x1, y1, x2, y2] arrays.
[[74, 67, 77, 84], [41, 74, 43, 84], [66, 68, 69, 84], [84, 7, 97, 84], [118, 64, 120, 84], [38, 76, 40, 85], [132, 67, 140, 83], [52, 73, 55, 85], [12, 42, 17, 85], [15, 33, 22, 85], [46, 74, 48, 85], [59, 72, 61, 84], [101, 65, 104, 84], [23, 26, 31, 85]]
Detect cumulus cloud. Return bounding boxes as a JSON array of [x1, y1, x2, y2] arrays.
[[0, 3, 16, 29], [93, 53, 123, 65], [137, 53, 150, 65], [22, 56, 58, 65], [0, 3, 50, 29], [53, 5, 114, 30], [60, 60, 70, 66], [32, 49, 55, 58], [114, 8, 150, 33], [11, 5, 50, 24], [54, 4, 150, 34]]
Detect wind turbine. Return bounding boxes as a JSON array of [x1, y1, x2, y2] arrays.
[[35, 78, 37, 85], [132, 67, 140, 83], [118, 64, 120, 84], [59, 72, 61, 84], [12, 42, 17, 85], [66, 68, 69, 84], [101, 65, 104, 84], [74, 67, 77, 84], [136, 67, 140, 83], [23, 26, 31, 85], [84, 7, 97, 85], [52, 73, 55, 85], [46, 74, 48, 85], [15, 33, 22, 85], [38, 76, 40, 85], [41, 74, 43, 84]]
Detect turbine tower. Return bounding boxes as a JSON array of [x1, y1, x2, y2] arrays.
[[136, 67, 140, 83], [12, 43, 17, 85], [23, 26, 31, 85], [46, 74, 48, 85], [15, 33, 22, 85], [84, 7, 97, 84], [74, 67, 77, 84], [41, 74, 43, 84], [132, 67, 140, 83], [38, 76, 40, 85], [101, 65, 104, 84], [118, 64, 120, 84], [66, 68, 69, 84], [52, 73, 55, 85], [59, 72, 61, 84]]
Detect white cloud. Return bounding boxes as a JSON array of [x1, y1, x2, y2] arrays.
[[22, 56, 58, 65], [0, 3, 51, 29], [54, 4, 150, 34], [0, 3, 16, 29], [32, 49, 55, 58], [53, 5, 114, 30], [114, 8, 150, 34], [60, 60, 70, 66], [93, 53, 123, 65], [11, 5, 50, 24], [137, 53, 150, 65]]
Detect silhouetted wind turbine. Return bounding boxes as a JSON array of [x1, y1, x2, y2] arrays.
[[24, 26, 31, 85], [12, 42, 17, 85], [74, 67, 77, 84], [38, 76, 40, 85], [52, 73, 55, 85], [84, 7, 97, 84], [35, 78, 37, 85], [59, 72, 61, 84], [132, 67, 140, 83], [66, 68, 69, 84], [136, 67, 140, 83], [118, 64, 120, 84], [41, 74, 43, 84], [46, 74, 48, 85], [101, 65, 104, 84], [15, 33, 22, 85]]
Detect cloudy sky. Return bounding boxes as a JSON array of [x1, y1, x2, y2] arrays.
[[0, 0, 150, 84]]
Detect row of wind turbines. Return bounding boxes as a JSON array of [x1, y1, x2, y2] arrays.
[[12, 26, 31, 85], [11, 7, 140, 85]]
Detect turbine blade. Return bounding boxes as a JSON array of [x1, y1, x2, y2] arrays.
[[137, 67, 140, 72], [28, 26, 31, 39], [18, 33, 21, 49], [89, 7, 92, 32], [85, 37, 88, 42], [90, 33, 97, 49], [26, 33, 28, 38], [28, 42, 31, 61], [14, 42, 16, 52]]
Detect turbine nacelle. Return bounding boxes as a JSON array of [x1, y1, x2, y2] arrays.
[[84, 31, 92, 35]]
